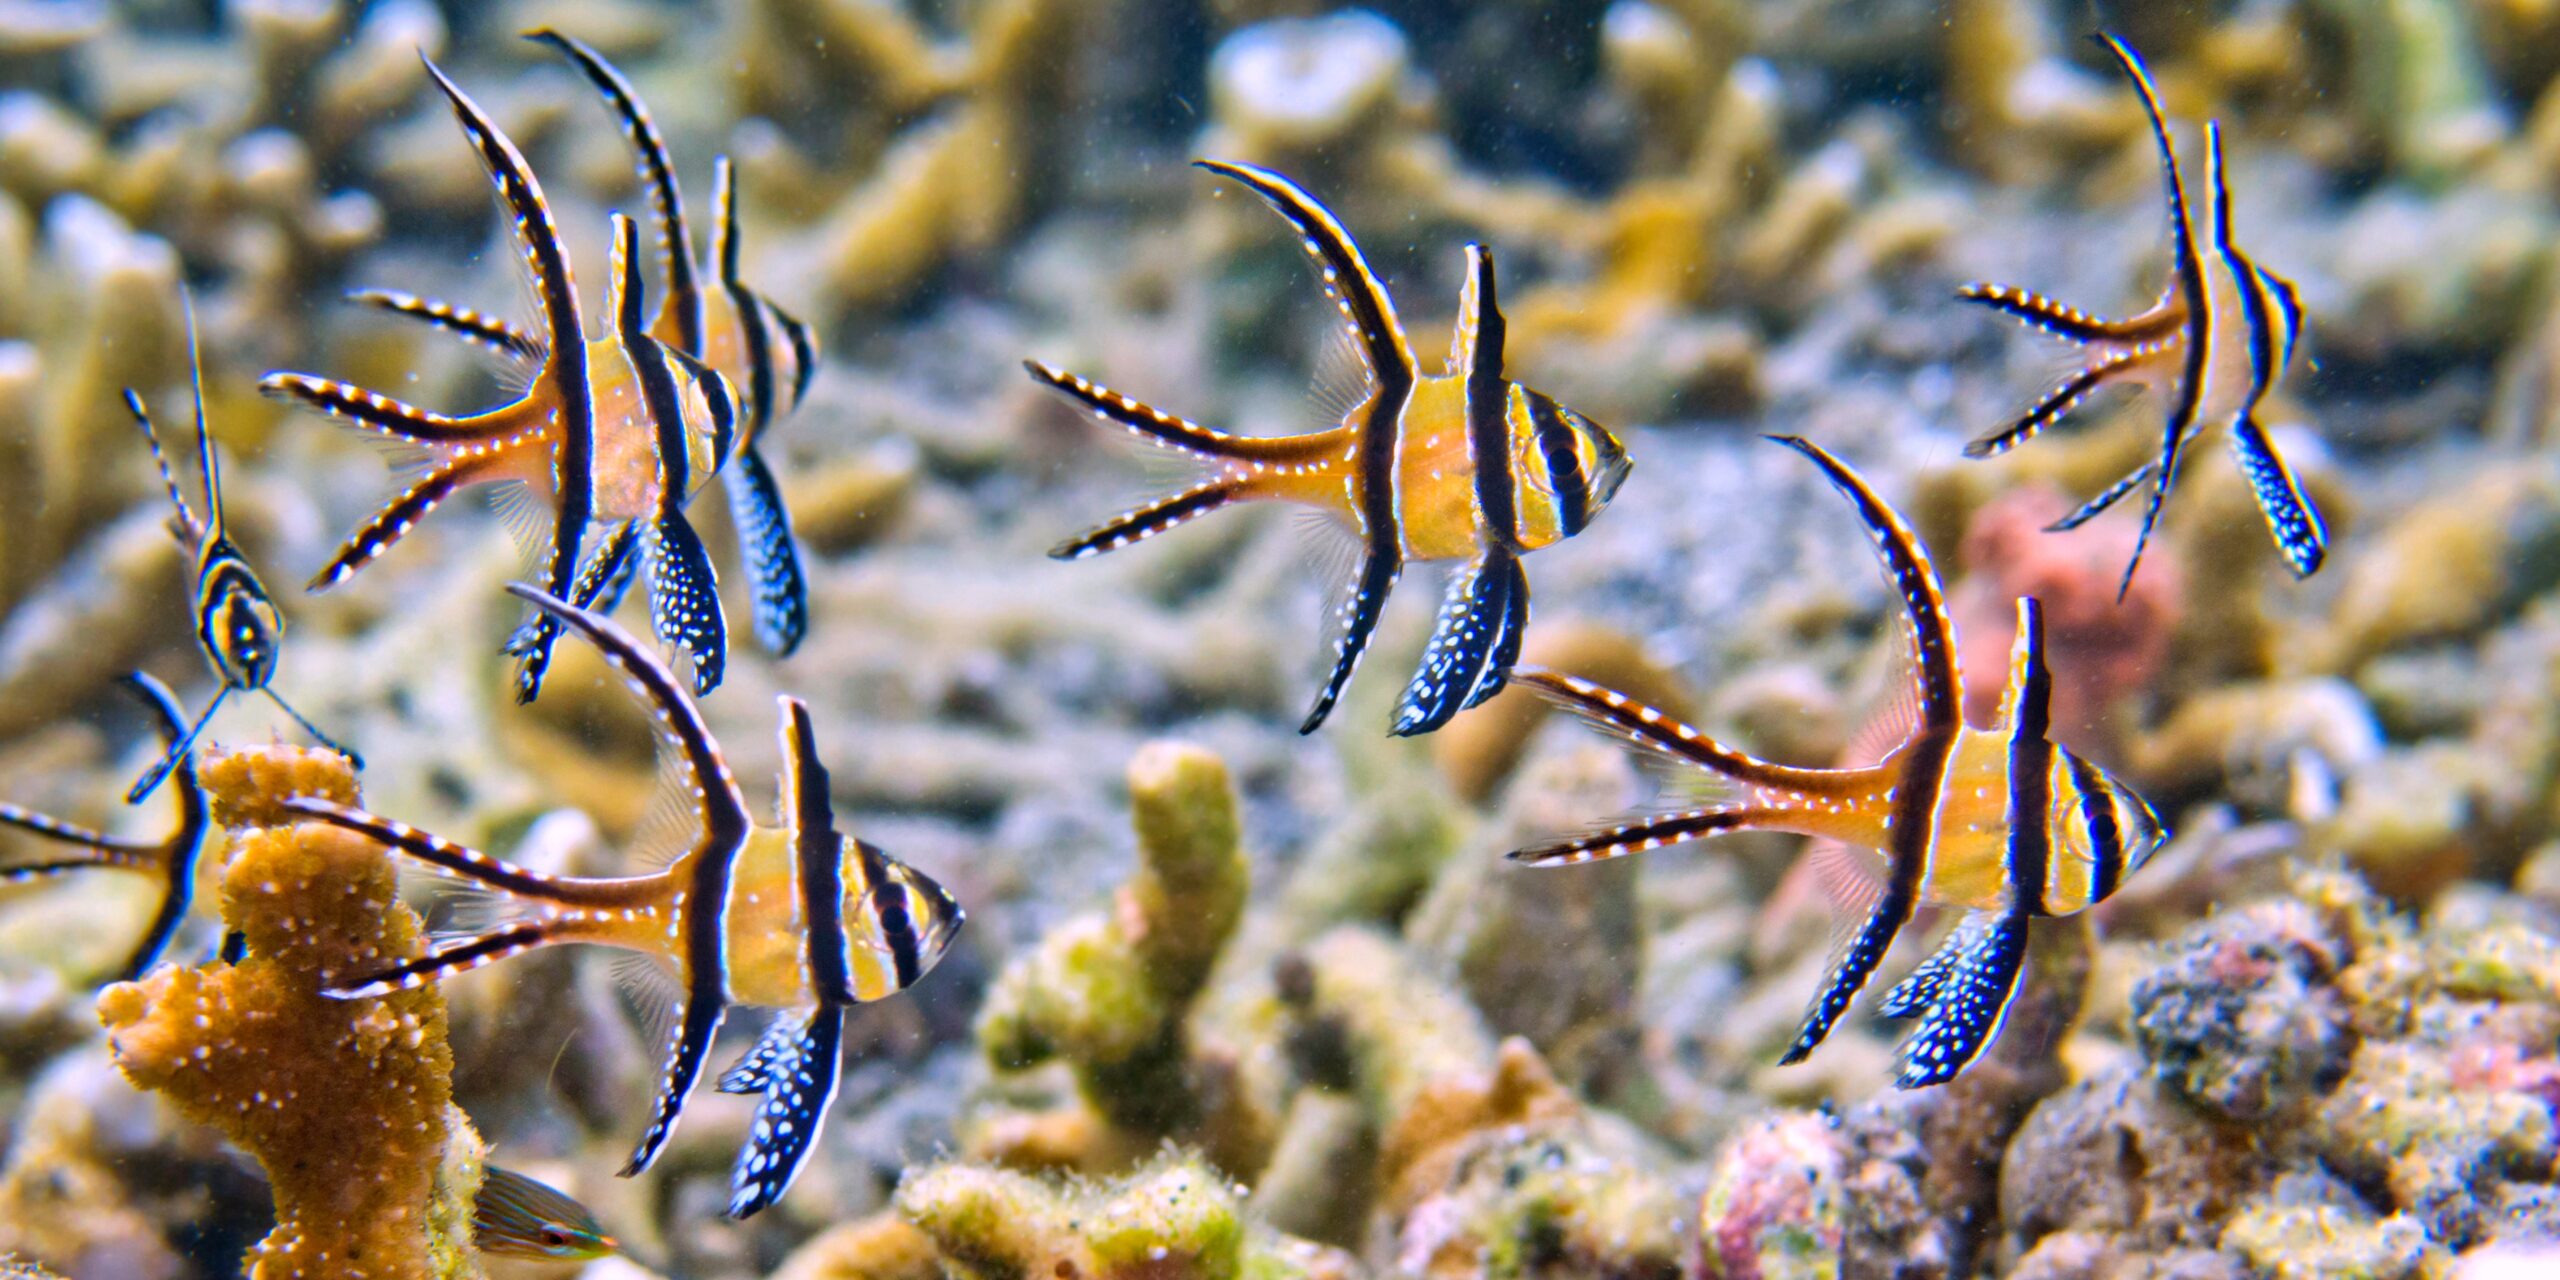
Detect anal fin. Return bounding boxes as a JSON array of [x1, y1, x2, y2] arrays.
[[508, 521, 635, 700], [1779, 880, 1914, 1065], [2046, 460, 2156, 533], [1877, 914, 1984, 1020], [1299, 542, 1401, 734], [621, 983, 728, 1177], [1391, 545, 1527, 737]]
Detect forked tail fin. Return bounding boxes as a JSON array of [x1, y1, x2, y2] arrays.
[[279, 796, 588, 997], [1049, 479, 1241, 561]]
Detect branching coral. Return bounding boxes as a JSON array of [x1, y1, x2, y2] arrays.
[[0, 196, 177, 628], [95, 745, 482, 1280], [734, 0, 1084, 317]]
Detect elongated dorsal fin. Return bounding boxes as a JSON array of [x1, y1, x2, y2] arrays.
[[507, 582, 751, 849], [1767, 436, 1961, 733], [1195, 159, 1416, 393], [529, 26, 704, 355], [1993, 596, 2050, 734], [177, 288, 226, 537], [418, 53, 596, 702]]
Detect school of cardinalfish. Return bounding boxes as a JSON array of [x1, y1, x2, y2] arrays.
[[0, 30, 2331, 1234]]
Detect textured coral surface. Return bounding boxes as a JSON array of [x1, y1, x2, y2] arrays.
[[95, 746, 470, 1280]]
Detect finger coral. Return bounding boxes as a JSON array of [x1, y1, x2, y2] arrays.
[[977, 740, 1248, 1145], [94, 744, 482, 1280]]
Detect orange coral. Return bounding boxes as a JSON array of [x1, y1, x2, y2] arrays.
[[196, 744, 360, 831], [96, 746, 469, 1280]]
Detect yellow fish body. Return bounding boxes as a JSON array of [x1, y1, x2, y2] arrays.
[[1513, 436, 2166, 1086], [1959, 32, 2321, 595], [1029, 160, 1629, 737], [261, 56, 741, 701], [287, 585, 962, 1218]]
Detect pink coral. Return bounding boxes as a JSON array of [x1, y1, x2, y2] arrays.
[[1949, 483, 2182, 750]]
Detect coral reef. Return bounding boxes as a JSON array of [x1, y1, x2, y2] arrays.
[[7, 3, 2560, 1278], [95, 744, 482, 1279]]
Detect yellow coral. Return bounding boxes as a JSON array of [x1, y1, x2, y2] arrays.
[[94, 746, 476, 1280]]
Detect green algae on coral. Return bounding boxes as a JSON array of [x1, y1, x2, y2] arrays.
[[895, 1153, 1353, 1280], [979, 740, 1248, 1139]]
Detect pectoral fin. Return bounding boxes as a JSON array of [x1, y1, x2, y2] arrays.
[[717, 1007, 801, 1095], [1391, 546, 1527, 736]]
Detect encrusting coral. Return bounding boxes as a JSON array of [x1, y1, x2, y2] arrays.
[[94, 744, 485, 1280]]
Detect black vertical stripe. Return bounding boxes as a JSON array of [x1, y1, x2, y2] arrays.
[[2102, 33, 2212, 484], [1529, 394, 1588, 537], [2208, 127, 2276, 400], [714, 160, 781, 440], [770, 304, 819, 411], [1458, 246, 1519, 552], [2070, 754, 2125, 903], [783, 700, 853, 1005], [868, 849, 923, 991], [2004, 600, 2055, 918], [121, 672, 206, 978], [615, 217, 696, 522]]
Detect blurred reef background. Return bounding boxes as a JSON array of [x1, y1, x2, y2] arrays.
[[5, 0, 2560, 1276]]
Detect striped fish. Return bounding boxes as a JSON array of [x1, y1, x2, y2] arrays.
[[1959, 31, 2322, 597], [1027, 160, 1631, 737], [1508, 436, 2167, 1087], [472, 1164, 617, 1261], [126, 292, 360, 802], [283, 583, 963, 1218], [260, 55, 741, 703], [0, 673, 212, 980], [390, 30, 813, 661]]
